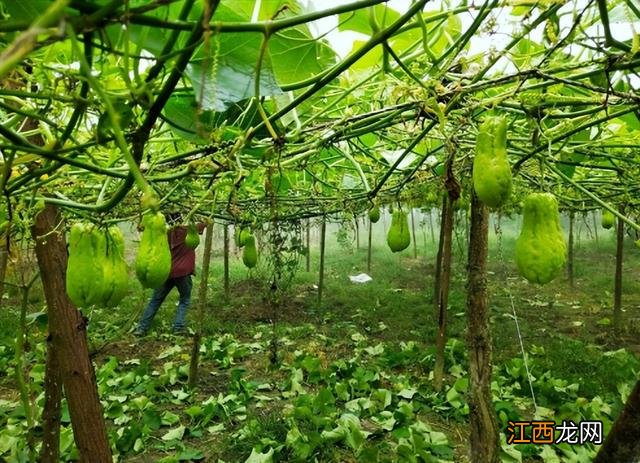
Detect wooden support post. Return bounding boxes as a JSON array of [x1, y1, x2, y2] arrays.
[[223, 224, 229, 298], [613, 210, 624, 335], [189, 223, 213, 389], [433, 195, 454, 392], [411, 208, 418, 259], [568, 210, 575, 287], [355, 216, 360, 250], [0, 229, 8, 307], [433, 196, 447, 306], [429, 208, 435, 244], [306, 219, 311, 272], [367, 218, 373, 274], [318, 216, 326, 305]]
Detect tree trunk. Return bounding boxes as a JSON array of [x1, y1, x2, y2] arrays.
[[613, 210, 624, 335], [31, 204, 111, 462], [355, 216, 360, 251], [433, 195, 454, 392], [411, 208, 418, 259], [594, 379, 640, 462], [593, 210, 599, 244], [318, 216, 326, 305], [568, 210, 575, 287], [189, 223, 213, 389], [466, 191, 499, 463], [39, 337, 62, 463], [223, 224, 229, 299], [367, 219, 373, 274]]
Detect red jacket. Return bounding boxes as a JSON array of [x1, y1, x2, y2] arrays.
[[168, 223, 206, 278]]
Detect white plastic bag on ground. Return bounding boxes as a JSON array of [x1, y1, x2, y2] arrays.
[[349, 273, 372, 284]]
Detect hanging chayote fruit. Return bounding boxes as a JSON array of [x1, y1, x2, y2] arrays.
[[515, 193, 566, 285], [472, 116, 512, 208]]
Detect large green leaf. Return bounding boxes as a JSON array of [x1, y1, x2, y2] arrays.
[[268, 28, 336, 86], [162, 94, 272, 143], [225, 0, 303, 21], [99, 0, 198, 57], [510, 38, 545, 69], [556, 126, 590, 179], [344, 10, 462, 71], [116, 24, 169, 57], [244, 448, 274, 463], [348, 40, 383, 71], [187, 4, 283, 111], [338, 5, 400, 34], [1, 0, 52, 23], [161, 94, 211, 143], [186, 51, 282, 112], [619, 112, 640, 131], [425, 11, 463, 58], [188, 3, 334, 107]]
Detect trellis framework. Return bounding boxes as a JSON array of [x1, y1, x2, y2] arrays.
[[1, 0, 640, 461]]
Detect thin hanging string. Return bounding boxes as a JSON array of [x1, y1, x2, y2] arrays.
[[495, 215, 538, 412]]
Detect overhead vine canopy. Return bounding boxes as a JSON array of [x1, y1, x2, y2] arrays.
[[1, 0, 639, 225]]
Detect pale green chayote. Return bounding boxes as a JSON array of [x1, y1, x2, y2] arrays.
[[387, 211, 410, 253], [515, 193, 566, 285], [473, 116, 512, 208], [66, 223, 106, 307], [135, 212, 171, 289], [102, 226, 129, 307]]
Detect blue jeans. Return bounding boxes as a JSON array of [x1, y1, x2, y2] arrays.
[[137, 275, 192, 333]]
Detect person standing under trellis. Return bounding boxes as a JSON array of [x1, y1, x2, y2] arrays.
[[135, 212, 206, 336]]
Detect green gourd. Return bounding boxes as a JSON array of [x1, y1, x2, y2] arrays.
[[185, 224, 200, 249], [101, 226, 129, 307], [387, 211, 411, 253], [515, 193, 566, 285], [239, 227, 252, 247], [601, 210, 614, 229], [135, 212, 171, 289], [368, 206, 381, 223], [234, 225, 249, 248], [66, 223, 106, 307], [242, 234, 258, 268], [472, 116, 512, 208]]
